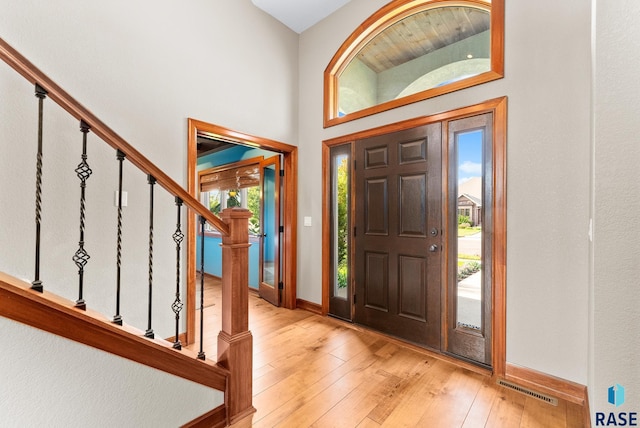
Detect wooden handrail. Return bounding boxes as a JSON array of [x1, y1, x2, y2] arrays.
[[0, 37, 229, 236], [0, 37, 256, 418], [0, 271, 229, 391]]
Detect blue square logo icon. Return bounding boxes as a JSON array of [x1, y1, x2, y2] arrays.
[[608, 384, 625, 407]]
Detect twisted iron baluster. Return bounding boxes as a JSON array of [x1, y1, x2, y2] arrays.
[[113, 150, 125, 325], [72, 120, 92, 310], [172, 197, 185, 350], [197, 215, 206, 361], [145, 175, 156, 339], [31, 84, 48, 293]]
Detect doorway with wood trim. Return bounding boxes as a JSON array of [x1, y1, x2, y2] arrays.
[[322, 98, 506, 371], [186, 119, 298, 345], [197, 153, 282, 306]]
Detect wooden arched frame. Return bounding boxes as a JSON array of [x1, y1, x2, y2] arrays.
[[186, 119, 298, 344], [324, 0, 505, 127]]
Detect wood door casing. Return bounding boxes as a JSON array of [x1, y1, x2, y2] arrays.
[[188, 119, 299, 345], [354, 123, 442, 349], [323, 97, 507, 373]]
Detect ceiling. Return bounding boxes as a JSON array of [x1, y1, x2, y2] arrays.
[[251, 0, 353, 33], [197, 135, 234, 157], [358, 6, 490, 73]]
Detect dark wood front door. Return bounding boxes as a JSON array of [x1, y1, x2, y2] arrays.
[[354, 124, 442, 349]]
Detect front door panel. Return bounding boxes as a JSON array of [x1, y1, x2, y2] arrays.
[[354, 124, 442, 349]]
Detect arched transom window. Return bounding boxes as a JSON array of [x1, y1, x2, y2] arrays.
[[324, 0, 504, 127]]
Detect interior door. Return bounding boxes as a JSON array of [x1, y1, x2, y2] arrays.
[[258, 155, 281, 306], [354, 124, 442, 348]]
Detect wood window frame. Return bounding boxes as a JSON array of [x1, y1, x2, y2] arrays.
[[322, 97, 507, 376], [187, 119, 298, 344], [323, 0, 505, 128]]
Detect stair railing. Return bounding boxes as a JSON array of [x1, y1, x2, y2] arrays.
[[0, 37, 254, 424]]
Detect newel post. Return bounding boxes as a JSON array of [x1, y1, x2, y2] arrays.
[[218, 208, 255, 422]]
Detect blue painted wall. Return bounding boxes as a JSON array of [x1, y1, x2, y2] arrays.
[[196, 234, 260, 288]]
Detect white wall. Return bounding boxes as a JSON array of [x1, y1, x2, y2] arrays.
[[0, 0, 298, 422], [591, 0, 640, 416], [6, 0, 637, 417], [0, 0, 297, 339], [298, 0, 591, 385], [0, 318, 222, 427]]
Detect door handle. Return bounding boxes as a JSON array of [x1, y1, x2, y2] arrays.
[[429, 244, 439, 252]]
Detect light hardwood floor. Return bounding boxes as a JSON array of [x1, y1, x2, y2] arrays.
[[189, 277, 585, 427]]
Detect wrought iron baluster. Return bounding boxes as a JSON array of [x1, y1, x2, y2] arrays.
[[198, 215, 206, 361], [72, 120, 92, 310], [145, 175, 156, 339], [113, 150, 125, 325], [31, 83, 48, 293], [172, 197, 185, 350]]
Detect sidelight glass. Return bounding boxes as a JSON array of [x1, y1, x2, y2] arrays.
[[332, 151, 350, 300], [261, 164, 276, 287], [455, 129, 483, 330]]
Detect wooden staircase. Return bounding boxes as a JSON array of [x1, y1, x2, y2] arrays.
[[0, 37, 254, 427]]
